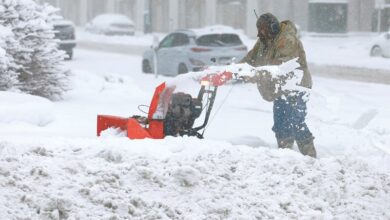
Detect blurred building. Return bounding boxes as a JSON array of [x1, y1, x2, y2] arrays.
[[35, 0, 389, 37], [372, 0, 390, 32]]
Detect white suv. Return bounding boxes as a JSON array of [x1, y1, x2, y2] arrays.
[[142, 26, 247, 76]]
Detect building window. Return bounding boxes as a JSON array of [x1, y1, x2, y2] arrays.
[[308, 2, 348, 33], [217, 0, 246, 29], [372, 7, 390, 32]]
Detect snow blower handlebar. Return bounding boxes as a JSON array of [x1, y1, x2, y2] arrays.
[[182, 85, 217, 138], [179, 71, 233, 138], [200, 71, 233, 87]]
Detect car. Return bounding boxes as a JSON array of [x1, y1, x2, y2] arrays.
[[142, 26, 248, 76], [85, 14, 135, 36], [52, 19, 76, 60], [370, 31, 390, 58]]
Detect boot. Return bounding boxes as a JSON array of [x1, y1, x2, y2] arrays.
[[277, 137, 294, 149], [297, 137, 317, 158]]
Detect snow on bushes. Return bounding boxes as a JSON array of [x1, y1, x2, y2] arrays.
[[0, 0, 69, 100]]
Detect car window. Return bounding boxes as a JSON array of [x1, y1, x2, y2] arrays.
[[171, 33, 190, 47], [159, 34, 175, 48], [196, 34, 242, 47]]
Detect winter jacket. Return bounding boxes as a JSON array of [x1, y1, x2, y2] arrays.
[[241, 20, 312, 101]]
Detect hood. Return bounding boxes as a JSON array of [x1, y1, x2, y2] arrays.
[[279, 20, 298, 37]]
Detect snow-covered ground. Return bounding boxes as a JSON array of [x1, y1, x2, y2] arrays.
[[1, 48, 389, 219]]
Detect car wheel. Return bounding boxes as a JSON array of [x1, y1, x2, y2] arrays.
[[370, 46, 382, 57], [178, 63, 188, 75], [142, 59, 152, 73], [65, 50, 73, 60]]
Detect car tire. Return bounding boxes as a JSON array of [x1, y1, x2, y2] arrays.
[[370, 46, 382, 57], [65, 50, 73, 60], [142, 59, 152, 73], [178, 63, 188, 75]]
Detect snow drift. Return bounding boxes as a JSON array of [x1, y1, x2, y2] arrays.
[[0, 137, 389, 219]]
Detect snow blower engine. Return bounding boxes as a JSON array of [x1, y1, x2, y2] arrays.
[[97, 71, 233, 139]]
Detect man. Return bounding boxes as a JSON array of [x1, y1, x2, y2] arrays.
[[241, 13, 316, 158]]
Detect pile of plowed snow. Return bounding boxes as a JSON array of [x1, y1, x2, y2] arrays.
[[0, 92, 54, 126], [0, 137, 389, 219]]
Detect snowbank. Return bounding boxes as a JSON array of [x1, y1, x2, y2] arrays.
[[0, 137, 389, 219], [0, 92, 54, 126]]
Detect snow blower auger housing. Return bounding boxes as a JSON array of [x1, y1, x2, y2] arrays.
[[97, 71, 233, 139]]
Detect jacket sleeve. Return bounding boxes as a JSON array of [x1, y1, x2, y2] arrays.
[[240, 39, 260, 65]]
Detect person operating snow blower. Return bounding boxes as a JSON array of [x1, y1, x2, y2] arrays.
[[241, 13, 316, 158]]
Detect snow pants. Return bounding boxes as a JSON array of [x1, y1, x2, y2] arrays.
[[272, 92, 313, 141]]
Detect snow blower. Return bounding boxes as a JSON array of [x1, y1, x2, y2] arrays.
[[97, 71, 233, 139]]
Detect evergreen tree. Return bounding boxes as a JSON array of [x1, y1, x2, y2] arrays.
[[0, 0, 69, 100], [0, 24, 19, 90]]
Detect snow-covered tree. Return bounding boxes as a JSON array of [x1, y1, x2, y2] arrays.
[[0, 24, 19, 90], [0, 0, 69, 100]]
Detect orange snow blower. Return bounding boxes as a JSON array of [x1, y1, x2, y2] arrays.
[[97, 71, 233, 139]]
